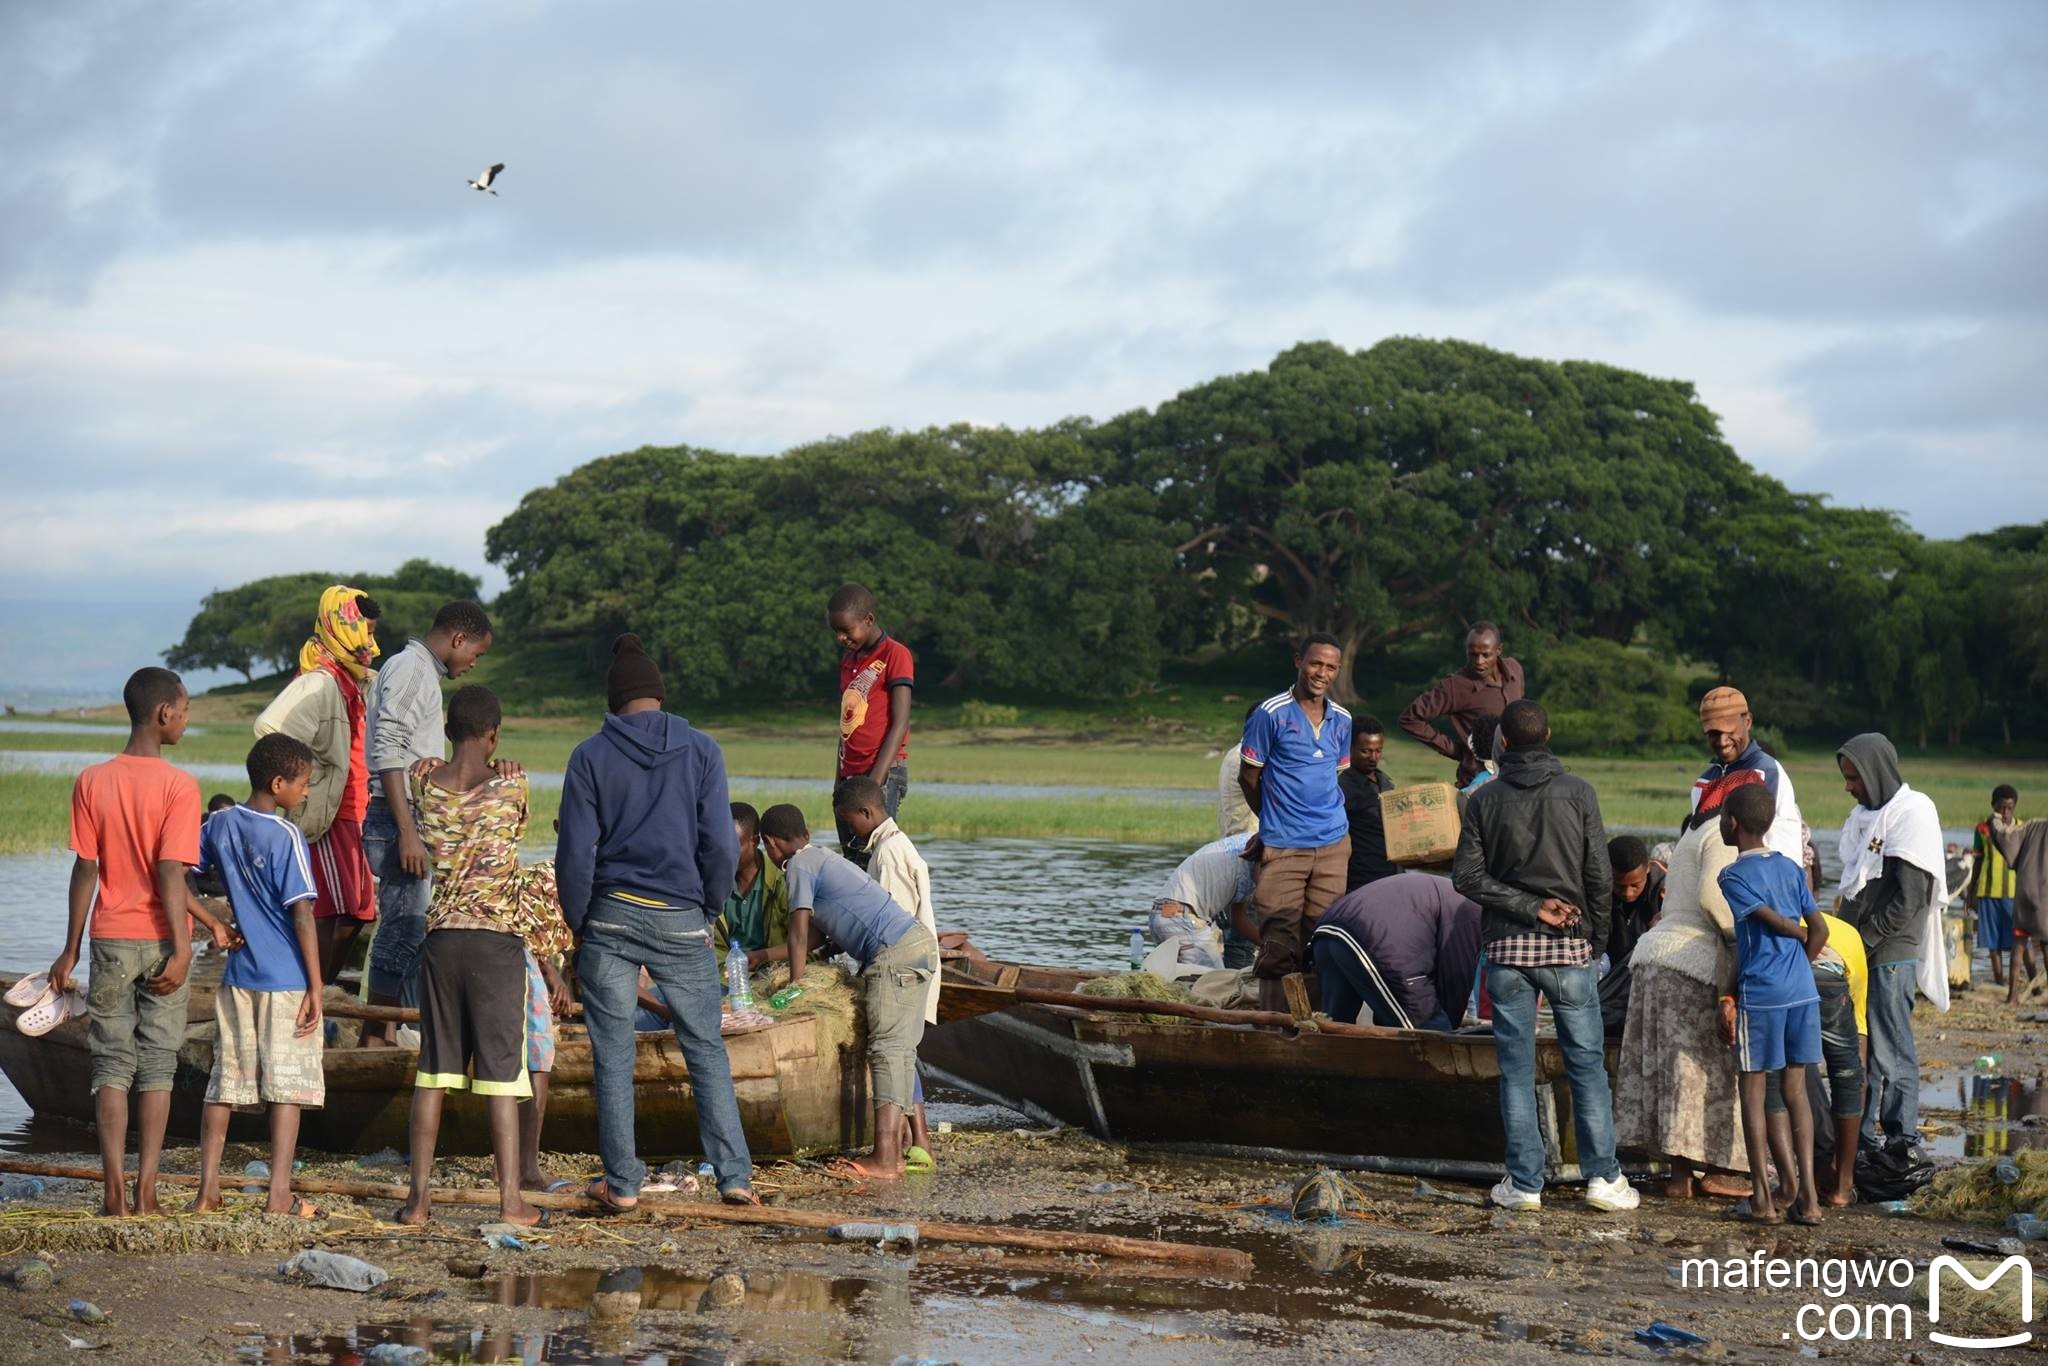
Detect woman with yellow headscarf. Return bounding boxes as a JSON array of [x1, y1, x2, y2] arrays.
[[256, 585, 384, 983]]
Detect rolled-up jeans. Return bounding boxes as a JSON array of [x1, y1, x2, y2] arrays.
[[363, 801, 430, 1003], [863, 923, 939, 1111], [1862, 961, 1919, 1144], [1147, 898, 1224, 969], [1488, 960, 1619, 1194], [576, 895, 753, 1198]]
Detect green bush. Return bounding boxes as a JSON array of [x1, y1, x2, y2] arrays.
[[1526, 638, 1696, 750], [959, 700, 1023, 730]]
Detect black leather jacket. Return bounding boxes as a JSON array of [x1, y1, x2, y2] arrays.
[[1452, 748, 1613, 952]]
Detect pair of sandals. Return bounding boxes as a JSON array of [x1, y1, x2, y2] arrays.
[[585, 1176, 761, 1214], [5, 973, 87, 1037]]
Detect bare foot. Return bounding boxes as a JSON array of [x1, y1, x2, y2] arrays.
[[1698, 1174, 1750, 1199], [187, 1193, 224, 1213], [1823, 1189, 1856, 1208], [395, 1200, 431, 1226], [1790, 1201, 1823, 1226], [100, 1195, 128, 1218], [133, 1183, 163, 1216], [1664, 1174, 1697, 1200], [519, 1170, 550, 1191], [824, 1156, 902, 1183], [499, 1199, 544, 1227]]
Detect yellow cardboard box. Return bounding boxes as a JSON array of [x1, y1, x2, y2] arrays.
[[1379, 782, 1461, 865]]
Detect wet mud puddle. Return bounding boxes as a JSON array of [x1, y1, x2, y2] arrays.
[[237, 1218, 1548, 1363]]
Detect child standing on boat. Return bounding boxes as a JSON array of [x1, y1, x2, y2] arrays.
[[47, 667, 237, 1217], [761, 803, 938, 1181], [1717, 782, 1827, 1226], [188, 734, 326, 1218], [396, 685, 554, 1229], [828, 583, 913, 865]]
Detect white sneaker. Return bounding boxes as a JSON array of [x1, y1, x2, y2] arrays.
[[1490, 1177, 1541, 1211], [1585, 1173, 1640, 1212]]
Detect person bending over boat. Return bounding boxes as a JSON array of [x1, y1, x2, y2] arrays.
[[1452, 700, 1637, 1214], [837, 775, 943, 1172], [1143, 832, 1259, 971], [555, 635, 758, 1211], [1309, 872, 1479, 1031], [760, 803, 939, 1182]]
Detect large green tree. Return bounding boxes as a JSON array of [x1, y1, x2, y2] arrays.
[[1092, 338, 1764, 699], [484, 425, 1191, 701], [164, 559, 482, 680]]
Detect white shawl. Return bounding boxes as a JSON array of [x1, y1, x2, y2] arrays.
[[1838, 782, 1950, 1012]]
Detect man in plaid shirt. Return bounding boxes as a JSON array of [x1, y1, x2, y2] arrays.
[[1453, 700, 1638, 1214]]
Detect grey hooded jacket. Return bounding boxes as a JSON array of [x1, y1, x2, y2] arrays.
[[1836, 732, 1935, 966]]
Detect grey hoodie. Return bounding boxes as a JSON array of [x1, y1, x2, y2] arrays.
[[1836, 732, 1933, 965]]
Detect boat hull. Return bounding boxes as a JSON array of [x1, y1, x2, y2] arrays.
[[0, 975, 871, 1159], [923, 962, 1601, 1179]]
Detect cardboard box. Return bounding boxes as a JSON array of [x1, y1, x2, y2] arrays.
[[1379, 782, 1461, 865]]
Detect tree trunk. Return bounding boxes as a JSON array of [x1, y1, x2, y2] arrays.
[[1331, 623, 1372, 707]]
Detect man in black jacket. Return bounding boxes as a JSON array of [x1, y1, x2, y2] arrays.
[[1453, 700, 1636, 1213]]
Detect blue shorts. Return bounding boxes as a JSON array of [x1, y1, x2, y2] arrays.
[[1979, 898, 2016, 951], [1737, 998, 1821, 1074]]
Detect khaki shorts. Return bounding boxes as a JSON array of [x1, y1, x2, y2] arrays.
[[207, 986, 325, 1109]]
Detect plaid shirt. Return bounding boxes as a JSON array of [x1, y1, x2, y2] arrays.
[[1487, 931, 1591, 970]]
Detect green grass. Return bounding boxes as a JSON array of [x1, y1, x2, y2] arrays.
[[0, 771, 84, 855]]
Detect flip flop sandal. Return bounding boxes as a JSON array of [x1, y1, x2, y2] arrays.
[[822, 1157, 896, 1183], [585, 1178, 637, 1215], [1788, 1208, 1823, 1226], [903, 1146, 936, 1174], [505, 1208, 556, 1229], [16, 986, 67, 1037], [1725, 1200, 1784, 1225], [720, 1185, 762, 1206], [541, 1179, 577, 1194], [4, 973, 51, 1008]]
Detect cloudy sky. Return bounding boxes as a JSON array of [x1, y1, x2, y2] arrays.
[[3, 1, 2044, 691]]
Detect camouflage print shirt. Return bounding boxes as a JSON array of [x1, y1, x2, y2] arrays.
[[410, 769, 574, 960]]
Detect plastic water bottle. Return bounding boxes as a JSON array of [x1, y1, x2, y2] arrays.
[[1129, 925, 1146, 970], [726, 944, 753, 1009]]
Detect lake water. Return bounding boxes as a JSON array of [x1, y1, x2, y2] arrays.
[[0, 749, 1206, 805]]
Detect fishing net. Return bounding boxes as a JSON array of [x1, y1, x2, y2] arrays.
[[1076, 971, 1193, 1024], [745, 961, 864, 1059], [1913, 1149, 2048, 1223]]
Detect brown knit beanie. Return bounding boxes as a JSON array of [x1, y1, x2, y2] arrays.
[[607, 633, 666, 713]]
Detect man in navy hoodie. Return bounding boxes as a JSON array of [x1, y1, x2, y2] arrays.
[[556, 634, 756, 1209]]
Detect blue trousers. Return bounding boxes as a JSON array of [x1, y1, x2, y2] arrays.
[[1488, 961, 1619, 1193]]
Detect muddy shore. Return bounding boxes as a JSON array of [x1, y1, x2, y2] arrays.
[[4, 983, 2044, 1364]]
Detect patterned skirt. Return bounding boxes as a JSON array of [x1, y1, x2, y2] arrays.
[[1614, 962, 1748, 1173]]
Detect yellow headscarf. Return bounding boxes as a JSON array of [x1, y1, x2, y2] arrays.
[[298, 585, 381, 681]]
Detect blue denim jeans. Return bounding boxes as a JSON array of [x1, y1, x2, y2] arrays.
[[363, 802, 431, 1003], [576, 895, 752, 1198], [1488, 961, 1619, 1193], [1147, 900, 1224, 969], [1862, 961, 1920, 1144]]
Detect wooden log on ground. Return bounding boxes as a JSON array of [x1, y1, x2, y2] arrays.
[[0, 1159, 1252, 1276]]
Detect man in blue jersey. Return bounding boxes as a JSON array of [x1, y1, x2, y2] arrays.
[[1693, 686, 1803, 859], [1239, 634, 1352, 1012]]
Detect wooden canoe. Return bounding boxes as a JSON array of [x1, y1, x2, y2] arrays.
[[924, 958, 1609, 1181], [0, 971, 871, 1158]]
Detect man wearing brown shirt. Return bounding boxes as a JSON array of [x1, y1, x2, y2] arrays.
[[1399, 622, 1525, 786]]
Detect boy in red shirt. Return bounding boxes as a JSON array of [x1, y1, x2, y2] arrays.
[[47, 667, 239, 1216], [828, 583, 913, 863]]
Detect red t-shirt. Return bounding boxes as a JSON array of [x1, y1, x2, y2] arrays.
[[837, 634, 914, 778], [69, 754, 202, 941], [323, 662, 370, 823]]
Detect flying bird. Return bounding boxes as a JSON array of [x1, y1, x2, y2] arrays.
[[466, 163, 505, 195]]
